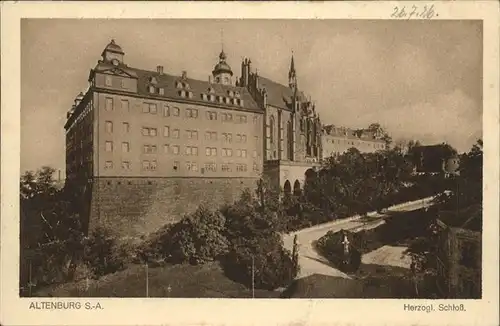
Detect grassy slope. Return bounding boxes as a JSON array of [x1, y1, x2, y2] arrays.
[[34, 262, 281, 298]]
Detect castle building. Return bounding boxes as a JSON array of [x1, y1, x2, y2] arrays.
[[65, 40, 322, 237], [66, 40, 390, 237]]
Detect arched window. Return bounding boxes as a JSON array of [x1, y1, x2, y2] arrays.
[[293, 180, 301, 196], [269, 115, 275, 144], [283, 180, 291, 196]]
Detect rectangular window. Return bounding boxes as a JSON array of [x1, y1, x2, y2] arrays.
[[186, 130, 198, 139], [150, 160, 157, 171], [241, 149, 247, 158], [105, 161, 113, 169], [186, 162, 198, 172], [122, 122, 129, 133], [164, 126, 170, 137], [121, 161, 130, 170], [185, 146, 198, 156], [150, 104, 157, 114], [172, 145, 180, 155], [206, 111, 217, 120], [205, 131, 217, 141], [121, 100, 129, 112], [142, 103, 150, 113], [143, 145, 157, 154], [163, 105, 170, 117], [122, 142, 130, 153], [173, 107, 180, 116], [105, 98, 113, 111], [105, 141, 113, 152], [142, 160, 150, 170], [142, 127, 157, 137], [253, 162, 259, 172], [253, 150, 258, 158], [120, 79, 126, 89], [172, 129, 180, 139], [222, 148, 233, 157], [204, 162, 217, 172], [222, 164, 232, 172], [105, 76, 112, 86], [163, 144, 169, 153], [105, 121, 113, 133], [238, 115, 247, 123], [186, 108, 199, 118], [236, 164, 247, 172]]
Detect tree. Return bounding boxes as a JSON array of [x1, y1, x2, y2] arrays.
[[367, 123, 392, 149]]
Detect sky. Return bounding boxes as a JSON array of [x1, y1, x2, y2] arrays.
[[21, 19, 482, 174]]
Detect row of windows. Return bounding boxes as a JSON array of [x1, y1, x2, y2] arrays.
[[104, 97, 256, 124], [325, 138, 385, 149], [104, 141, 258, 158], [103, 160, 258, 172]]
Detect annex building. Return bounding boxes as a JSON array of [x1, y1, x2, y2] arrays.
[[65, 40, 384, 237]]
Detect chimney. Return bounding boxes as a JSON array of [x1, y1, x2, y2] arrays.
[[241, 59, 247, 87], [157, 65, 164, 74], [208, 75, 212, 84], [181, 71, 187, 80], [58, 170, 61, 182]]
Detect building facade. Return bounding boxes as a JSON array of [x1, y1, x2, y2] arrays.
[[321, 125, 386, 157], [65, 40, 391, 237]]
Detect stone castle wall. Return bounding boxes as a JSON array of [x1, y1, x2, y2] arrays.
[[88, 177, 258, 238]]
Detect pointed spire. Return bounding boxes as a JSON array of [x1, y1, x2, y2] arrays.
[[289, 51, 296, 78]]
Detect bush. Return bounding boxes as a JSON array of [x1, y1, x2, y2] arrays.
[[83, 227, 130, 277], [222, 232, 298, 290], [140, 206, 229, 265], [316, 230, 363, 273]]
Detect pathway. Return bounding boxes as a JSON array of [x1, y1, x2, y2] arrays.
[[282, 196, 437, 280]]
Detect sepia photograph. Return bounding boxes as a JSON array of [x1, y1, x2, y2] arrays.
[[19, 18, 484, 299], [1, 2, 499, 326]]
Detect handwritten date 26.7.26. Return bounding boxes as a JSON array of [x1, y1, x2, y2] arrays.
[[391, 5, 438, 20]]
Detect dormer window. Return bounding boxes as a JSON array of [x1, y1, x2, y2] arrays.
[[179, 90, 186, 97], [225, 97, 231, 104], [149, 86, 155, 93], [240, 99, 244, 107], [188, 91, 193, 99], [149, 77, 158, 85], [210, 94, 216, 102], [176, 81, 182, 89], [159, 88, 165, 95], [208, 87, 215, 94], [235, 91, 241, 98], [201, 94, 207, 101], [218, 96, 224, 103], [183, 83, 190, 89], [228, 90, 234, 97]]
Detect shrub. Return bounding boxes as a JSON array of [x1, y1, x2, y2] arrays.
[[83, 227, 129, 277], [316, 230, 363, 273], [140, 206, 229, 265], [222, 232, 298, 290]]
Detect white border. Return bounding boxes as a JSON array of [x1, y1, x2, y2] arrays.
[[1, 2, 499, 326]]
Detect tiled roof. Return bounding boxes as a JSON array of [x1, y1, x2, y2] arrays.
[[257, 76, 306, 110], [322, 124, 384, 142], [95, 63, 262, 112]]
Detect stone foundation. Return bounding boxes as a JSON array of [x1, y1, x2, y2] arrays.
[[88, 177, 258, 238]]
